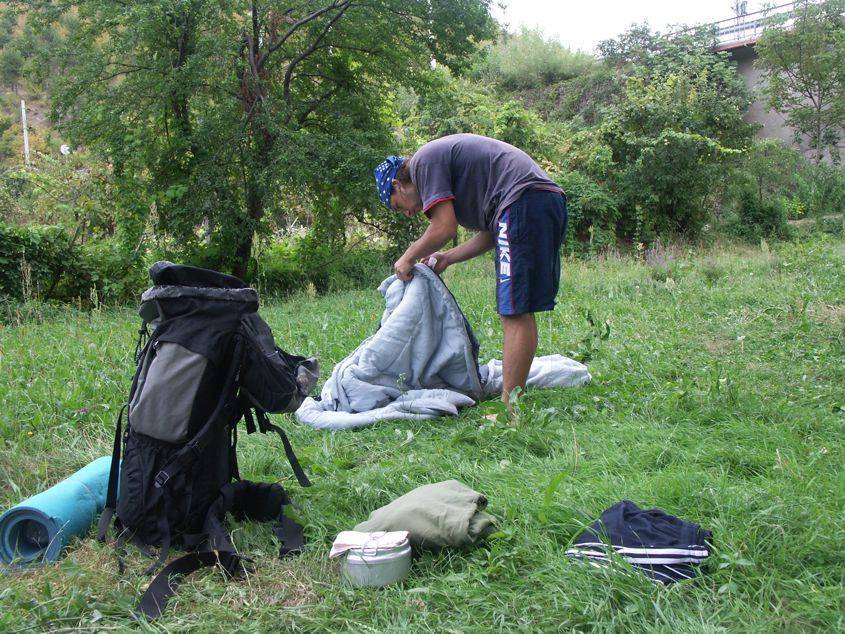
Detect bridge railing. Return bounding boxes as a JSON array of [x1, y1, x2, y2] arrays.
[[713, 1, 796, 46]]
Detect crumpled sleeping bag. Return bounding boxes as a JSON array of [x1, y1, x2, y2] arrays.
[[296, 264, 591, 430], [0, 456, 112, 566]]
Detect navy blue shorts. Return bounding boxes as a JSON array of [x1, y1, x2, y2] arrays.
[[494, 190, 568, 316]]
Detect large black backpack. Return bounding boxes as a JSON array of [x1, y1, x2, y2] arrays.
[[97, 261, 318, 618]]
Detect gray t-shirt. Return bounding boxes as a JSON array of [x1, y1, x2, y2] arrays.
[[408, 134, 562, 232]]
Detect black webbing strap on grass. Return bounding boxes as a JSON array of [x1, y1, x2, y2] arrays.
[[135, 551, 242, 620], [135, 480, 304, 620], [274, 513, 305, 556], [241, 399, 310, 488]]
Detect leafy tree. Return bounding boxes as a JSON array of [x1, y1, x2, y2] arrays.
[[0, 12, 17, 49], [21, 0, 494, 278], [756, 0, 845, 164], [597, 22, 665, 66], [0, 47, 24, 88], [735, 138, 803, 205], [598, 27, 753, 239]]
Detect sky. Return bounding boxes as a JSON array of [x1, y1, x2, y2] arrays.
[[492, 0, 769, 53]]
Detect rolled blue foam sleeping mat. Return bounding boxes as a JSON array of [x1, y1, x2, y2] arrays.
[[0, 456, 113, 566]]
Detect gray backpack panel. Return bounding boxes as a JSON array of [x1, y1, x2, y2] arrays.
[[128, 342, 211, 443]]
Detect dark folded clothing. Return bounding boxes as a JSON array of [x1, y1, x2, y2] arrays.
[[566, 500, 712, 584]]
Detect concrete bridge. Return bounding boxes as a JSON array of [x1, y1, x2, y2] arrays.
[[708, 2, 819, 156]]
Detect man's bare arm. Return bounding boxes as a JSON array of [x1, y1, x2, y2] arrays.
[[394, 201, 458, 279], [444, 231, 495, 264]]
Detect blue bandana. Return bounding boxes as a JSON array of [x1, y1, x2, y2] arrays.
[[373, 155, 405, 208]]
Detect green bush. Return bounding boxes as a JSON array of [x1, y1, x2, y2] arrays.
[[595, 27, 753, 241], [0, 224, 81, 300], [553, 170, 619, 255], [795, 162, 845, 217], [0, 224, 145, 304], [256, 242, 308, 297], [398, 70, 496, 144], [729, 189, 789, 241], [327, 245, 392, 291], [77, 239, 148, 304], [257, 238, 391, 298], [493, 101, 550, 158], [732, 139, 803, 205]]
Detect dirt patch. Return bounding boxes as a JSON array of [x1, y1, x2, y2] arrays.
[[703, 338, 732, 355], [229, 557, 327, 609], [788, 214, 844, 227], [810, 304, 845, 326]]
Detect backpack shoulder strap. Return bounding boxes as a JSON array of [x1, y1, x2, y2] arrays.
[[96, 404, 125, 541], [254, 409, 312, 488]]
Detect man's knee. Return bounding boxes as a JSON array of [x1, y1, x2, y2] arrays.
[[501, 312, 535, 323], [501, 312, 535, 331]]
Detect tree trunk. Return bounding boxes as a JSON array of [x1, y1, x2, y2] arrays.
[[232, 111, 274, 279], [232, 182, 261, 280]]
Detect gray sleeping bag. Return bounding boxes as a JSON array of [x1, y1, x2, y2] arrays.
[[296, 264, 591, 430]]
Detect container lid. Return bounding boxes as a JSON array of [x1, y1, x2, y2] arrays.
[[330, 530, 409, 558], [345, 539, 411, 564]]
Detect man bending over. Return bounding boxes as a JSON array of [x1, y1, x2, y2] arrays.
[[373, 133, 568, 408]]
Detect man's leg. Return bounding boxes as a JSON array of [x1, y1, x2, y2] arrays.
[[501, 312, 537, 408]]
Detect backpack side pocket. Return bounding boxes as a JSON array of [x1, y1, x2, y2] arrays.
[[128, 342, 210, 443]]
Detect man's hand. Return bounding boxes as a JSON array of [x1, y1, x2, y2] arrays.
[[420, 251, 450, 274], [394, 257, 415, 281]]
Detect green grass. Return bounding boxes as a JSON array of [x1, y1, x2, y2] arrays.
[[1, 235, 844, 632]]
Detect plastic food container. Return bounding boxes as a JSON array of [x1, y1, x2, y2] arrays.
[[342, 537, 412, 587]]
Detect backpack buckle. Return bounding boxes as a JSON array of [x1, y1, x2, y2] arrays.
[[154, 471, 170, 488]]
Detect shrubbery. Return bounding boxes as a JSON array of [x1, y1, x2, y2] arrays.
[[728, 189, 789, 242], [552, 170, 619, 255], [599, 41, 753, 239], [78, 239, 147, 304], [0, 221, 391, 306], [0, 223, 145, 304], [0, 224, 78, 300], [473, 28, 595, 90], [257, 237, 391, 298], [794, 162, 845, 217]]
